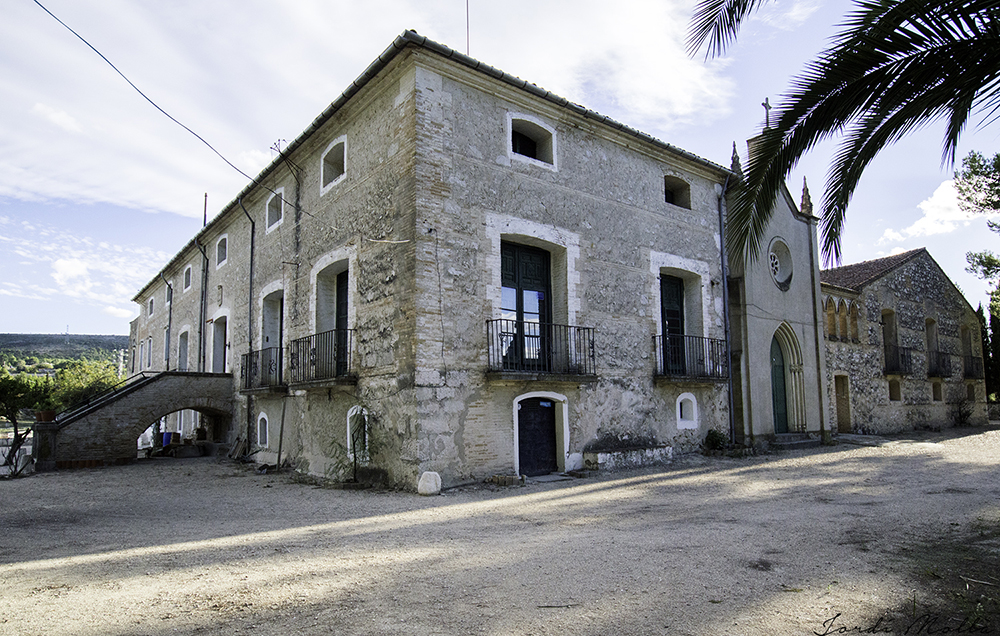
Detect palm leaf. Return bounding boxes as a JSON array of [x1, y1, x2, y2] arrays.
[[727, 0, 1000, 265]]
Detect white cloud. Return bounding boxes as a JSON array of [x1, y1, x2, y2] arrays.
[[757, 0, 821, 29], [0, 0, 735, 219], [32, 103, 84, 133], [51, 258, 92, 295], [104, 305, 136, 319], [878, 180, 987, 244]]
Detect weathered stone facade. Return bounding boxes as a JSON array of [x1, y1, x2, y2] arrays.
[[821, 248, 988, 433], [126, 32, 735, 489], [727, 174, 829, 444]]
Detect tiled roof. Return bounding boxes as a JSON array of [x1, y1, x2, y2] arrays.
[[820, 248, 927, 291]]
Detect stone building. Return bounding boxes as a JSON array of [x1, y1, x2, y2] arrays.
[[123, 30, 736, 488], [728, 170, 829, 446], [821, 248, 988, 433]]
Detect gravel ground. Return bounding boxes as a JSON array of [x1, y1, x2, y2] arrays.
[[1, 427, 999, 636]]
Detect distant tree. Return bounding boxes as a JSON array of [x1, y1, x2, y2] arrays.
[[958, 151, 1000, 314], [0, 371, 46, 477], [53, 359, 120, 411], [978, 305, 997, 400], [992, 311, 1000, 403]]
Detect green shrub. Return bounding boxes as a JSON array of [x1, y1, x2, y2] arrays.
[[704, 429, 728, 451]]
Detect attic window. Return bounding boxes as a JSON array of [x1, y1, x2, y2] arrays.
[[664, 176, 691, 209], [509, 115, 555, 167], [148, 298, 154, 316], [321, 137, 346, 190], [266, 189, 284, 231], [183, 265, 192, 291]]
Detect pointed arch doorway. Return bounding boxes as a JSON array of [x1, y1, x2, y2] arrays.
[[769, 323, 806, 434]]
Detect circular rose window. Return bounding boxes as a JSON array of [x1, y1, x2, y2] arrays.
[[768, 238, 793, 291]]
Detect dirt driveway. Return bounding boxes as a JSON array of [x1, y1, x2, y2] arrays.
[[2, 428, 999, 636]]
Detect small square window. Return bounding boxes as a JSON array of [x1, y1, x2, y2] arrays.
[[889, 379, 901, 401], [509, 115, 555, 168], [664, 176, 691, 209], [322, 137, 346, 190]]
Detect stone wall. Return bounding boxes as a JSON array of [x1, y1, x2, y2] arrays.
[[823, 252, 987, 434], [127, 45, 734, 489]]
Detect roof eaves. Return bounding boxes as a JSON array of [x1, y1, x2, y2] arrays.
[[134, 29, 732, 301]]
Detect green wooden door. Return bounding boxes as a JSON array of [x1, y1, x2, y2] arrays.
[[770, 336, 788, 434]]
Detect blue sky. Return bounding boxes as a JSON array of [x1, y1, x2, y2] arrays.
[[2, 0, 999, 335]]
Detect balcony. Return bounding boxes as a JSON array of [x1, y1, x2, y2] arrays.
[[926, 350, 952, 378], [654, 334, 729, 381], [486, 319, 596, 376], [883, 344, 914, 376], [964, 355, 985, 380], [240, 347, 283, 391], [288, 329, 356, 384]]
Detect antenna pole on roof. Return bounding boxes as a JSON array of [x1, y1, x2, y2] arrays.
[[203, 193, 208, 227], [466, 0, 470, 55]]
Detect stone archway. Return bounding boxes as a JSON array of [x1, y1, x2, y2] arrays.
[[771, 323, 807, 434], [35, 372, 233, 470]]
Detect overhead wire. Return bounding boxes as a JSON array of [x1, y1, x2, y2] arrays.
[[32, 0, 410, 245]]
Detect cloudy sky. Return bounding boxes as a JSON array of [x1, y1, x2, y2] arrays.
[[2, 0, 999, 335]]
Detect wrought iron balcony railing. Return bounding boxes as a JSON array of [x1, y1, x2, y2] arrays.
[[927, 350, 952, 378], [241, 347, 283, 390], [654, 334, 729, 380], [288, 329, 355, 384], [964, 355, 985, 380], [486, 319, 595, 375], [883, 344, 914, 376]]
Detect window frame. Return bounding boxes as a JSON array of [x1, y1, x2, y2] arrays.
[[507, 113, 557, 170], [216, 235, 229, 269], [663, 175, 692, 209], [320, 136, 347, 193], [183, 265, 192, 292], [265, 188, 284, 232], [257, 412, 269, 448]]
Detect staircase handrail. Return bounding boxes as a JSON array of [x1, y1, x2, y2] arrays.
[[55, 371, 160, 426]]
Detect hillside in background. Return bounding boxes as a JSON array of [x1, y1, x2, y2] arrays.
[[0, 333, 129, 360]]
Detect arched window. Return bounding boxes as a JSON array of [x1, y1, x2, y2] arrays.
[[838, 300, 848, 341], [347, 406, 369, 463], [257, 413, 269, 448], [321, 136, 347, 190], [676, 393, 698, 429], [825, 298, 837, 340], [216, 235, 228, 268], [266, 189, 284, 231], [849, 304, 859, 342]]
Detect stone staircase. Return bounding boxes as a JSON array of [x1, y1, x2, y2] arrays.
[[771, 433, 821, 451]]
